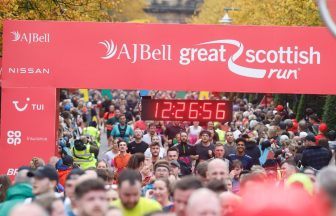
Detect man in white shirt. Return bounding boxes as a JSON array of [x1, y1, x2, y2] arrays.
[[144, 135, 166, 159], [142, 123, 163, 147]]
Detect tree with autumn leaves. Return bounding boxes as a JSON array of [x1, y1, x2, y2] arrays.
[[0, 0, 155, 54], [191, 0, 322, 26]]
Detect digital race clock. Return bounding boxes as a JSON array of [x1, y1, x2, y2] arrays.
[[141, 99, 232, 122]]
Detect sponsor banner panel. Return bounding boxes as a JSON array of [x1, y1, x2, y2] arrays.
[[2, 20, 336, 94], [0, 87, 57, 177], [327, 0, 336, 21]]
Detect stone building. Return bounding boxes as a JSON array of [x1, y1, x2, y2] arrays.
[[145, 0, 204, 23]]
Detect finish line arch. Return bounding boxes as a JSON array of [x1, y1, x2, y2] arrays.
[[1, 20, 336, 175]]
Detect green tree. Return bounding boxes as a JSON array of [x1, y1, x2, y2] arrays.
[[273, 94, 299, 110], [296, 94, 306, 120], [273, 94, 280, 106], [305, 95, 326, 117], [323, 95, 336, 130], [248, 93, 254, 103]]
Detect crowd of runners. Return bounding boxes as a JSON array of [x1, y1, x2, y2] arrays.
[[1, 89, 336, 216]]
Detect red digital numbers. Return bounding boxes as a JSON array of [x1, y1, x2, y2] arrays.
[[155, 102, 159, 118], [202, 102, 212, 120], [189, 102, 199, 119], [216, 103, 226, 119], [175, 102, 186, 119], [161, 102, 172, 119], [142, 99, 231, 122]]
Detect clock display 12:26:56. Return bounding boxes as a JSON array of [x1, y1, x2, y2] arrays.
[[141, 99, 232, 122]]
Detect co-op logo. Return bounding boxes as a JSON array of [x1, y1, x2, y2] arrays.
[[11, 31, 50, 44], [7, 131, 22, 146], [99, 39, 321, 80], [7, 129, 48, 146], [12, 97, 44, 112]]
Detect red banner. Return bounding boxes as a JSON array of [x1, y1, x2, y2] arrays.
[[328, 0, 336, 21], [0, 87, 57, 177], [0, 57, 2, 87], [1, 20, 336, 175], [2, 20, 336, 94]]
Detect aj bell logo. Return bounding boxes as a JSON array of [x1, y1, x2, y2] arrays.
[[11, 31, 50, 44], [99, 39, 321, 80], [99, 40, 172, 63], [99, 40, 118, 59], [12, 97, 44, 112], [7, 131, 22, 146]]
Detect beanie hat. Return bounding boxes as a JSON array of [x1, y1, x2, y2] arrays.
[[276, 105, 284, 112], [154, 160, 170, 172], [319, 123, 328, 133], [280, 135, 289, 143], [305, 134, 316, 143], [74, 139, 86, 151], [299, 132, 308, 139], [64, 103, 71, 111]]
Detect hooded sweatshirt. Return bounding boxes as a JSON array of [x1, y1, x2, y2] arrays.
[[245, 141, 261, 165], [0, 183, 34, 216]]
